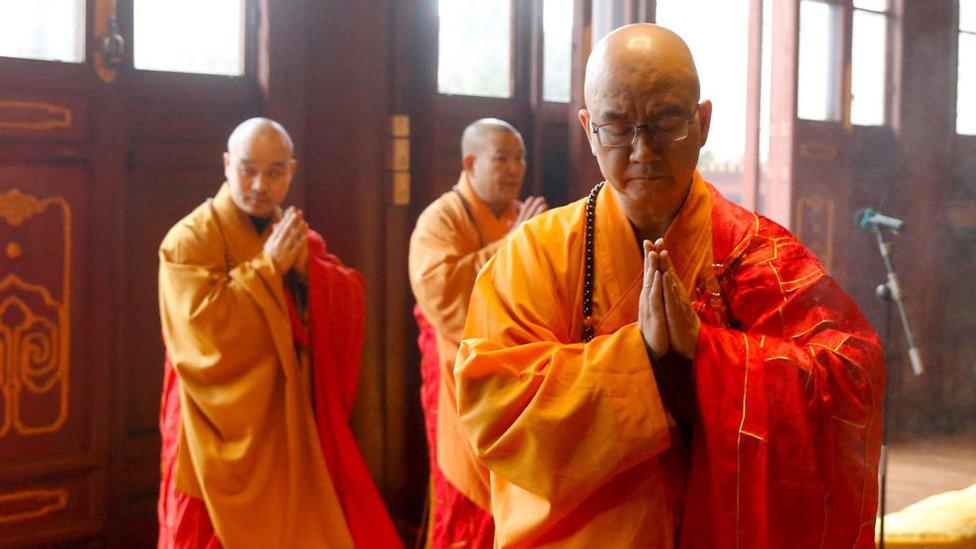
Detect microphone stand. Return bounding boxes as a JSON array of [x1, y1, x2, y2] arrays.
[[871, 224, 925, 549], [872, 226, 925, 377]]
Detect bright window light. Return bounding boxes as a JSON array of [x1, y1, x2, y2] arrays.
[[0, 0, 85, 63], [851, 9, 888, 126], [543, 0, 573, 103], [437, 0, 512, 98], [134, 0, 245, 76]]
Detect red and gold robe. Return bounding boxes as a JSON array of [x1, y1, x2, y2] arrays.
[[455, 173, 884, 548], [158, 184, 401, 548], [409, 173, 516, 548]]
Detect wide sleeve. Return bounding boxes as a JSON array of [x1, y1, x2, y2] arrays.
[[307, 230, 366, 420], [454, 226, 671, 509], [158, 222, 288, 431], [409, 204, 507, 348], [681, 229, 884, 548]]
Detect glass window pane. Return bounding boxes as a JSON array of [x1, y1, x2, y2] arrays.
[[437, 0, 512, 98], [759, 0, 772, 212], [657, 0, 750, 204], [0, 0, 85, 63], [853, 0, 887, 11], [798, 0, 843, 121], [961, 0, 976, 32], [543, 0, 573, 103], [134, 0, 245, 76], [958, 32, 976, 135], [851, 10, 887, 126], [592, 0, 627, 45]]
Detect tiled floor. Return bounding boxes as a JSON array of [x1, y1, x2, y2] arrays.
[[883, 435, 976, 513]]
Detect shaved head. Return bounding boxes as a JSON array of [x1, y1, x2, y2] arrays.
[[584, 24, 700, 110], [577, 23, 712, 240], [461, 118, 523, 157], [227, 117, 294, 156], [223, 117, 297, 217], [459, 118, 526, 215]]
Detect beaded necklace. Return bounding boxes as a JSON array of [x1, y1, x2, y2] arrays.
[[581, 182, 604, 342]]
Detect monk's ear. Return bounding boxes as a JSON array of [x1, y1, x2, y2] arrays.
[[223, 152, 233, 178], [462, 153, 476, 173], [696, 100, 713, 147], [578, 109, 597, 155]]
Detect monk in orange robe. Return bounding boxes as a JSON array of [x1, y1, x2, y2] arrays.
[[157, 118, 401, 548], [409, 119, 547, 548], [454, 25, 884, 548]]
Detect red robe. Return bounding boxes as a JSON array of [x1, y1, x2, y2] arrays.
[[414, 305, 494, 549], [158, 230, 401, 548], [680, 189, 884, 547]]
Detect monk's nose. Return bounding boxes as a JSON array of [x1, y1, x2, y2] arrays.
[[630, 129, 664, 164], [251, 175, 269, 191]]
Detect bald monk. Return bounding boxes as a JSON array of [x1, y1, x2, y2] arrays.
[[454, 25, 884, 548], [157, 118, 401, 548], [409, 119, 546, 548]]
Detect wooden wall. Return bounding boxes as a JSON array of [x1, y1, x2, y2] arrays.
[[826, 0, 970, 438], [881, 0, 974, 436], [1, 0, 974, 546]]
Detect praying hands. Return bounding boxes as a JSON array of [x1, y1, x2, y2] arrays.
[[638, 238, 701, 362], [263, 206, 309, 274]]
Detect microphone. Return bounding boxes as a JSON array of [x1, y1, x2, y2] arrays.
[[856, 208, 905, 232]]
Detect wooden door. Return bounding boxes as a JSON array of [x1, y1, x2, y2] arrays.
[[0, 15, 114, 541], [0, 134, 103, 545], [0, 1, 263, 544]]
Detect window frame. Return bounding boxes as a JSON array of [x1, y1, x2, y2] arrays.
[[850, 0, 895, 127], [0, 0, 92, 79], [536, 0, 576, 109], [433, 0, 518, 100], [127, 0, 259, 81], [117, 0, 261, 108], [430, 0, 572, 123], [795, 0, 896, 127], [0, 0, 260, 93], [796, 0, 847, 123]]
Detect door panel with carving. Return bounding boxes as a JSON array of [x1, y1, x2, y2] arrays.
[[0, 144, 100, 543]]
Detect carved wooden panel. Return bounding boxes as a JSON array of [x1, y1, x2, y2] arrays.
[[795, 194, 836, 273], [792, 123, 853, 284], [0, 188, 71, 439], [0, 97, 89, 142], [0, 470, 100, 545], [0, 163, 100, 543]]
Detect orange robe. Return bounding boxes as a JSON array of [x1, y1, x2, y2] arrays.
[[455, 173, 884, 548], [158, 184, 401, 548], [408, 173, 516, 547]]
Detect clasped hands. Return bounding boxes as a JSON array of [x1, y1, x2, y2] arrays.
[[639, 238, 700, 363], [512, 196, 548, 231], [263, 206, 309, 275]]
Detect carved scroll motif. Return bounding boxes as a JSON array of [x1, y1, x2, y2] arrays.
[[0, 188, 71, 437], [0, 488, 68, 524], [0, 100, 73, 132]]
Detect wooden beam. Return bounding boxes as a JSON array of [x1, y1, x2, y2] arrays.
[[742, 0, 764, 211]]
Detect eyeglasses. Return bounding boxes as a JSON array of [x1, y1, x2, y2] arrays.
[[591, 110, 697, 148]]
